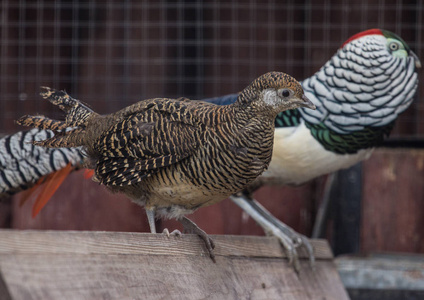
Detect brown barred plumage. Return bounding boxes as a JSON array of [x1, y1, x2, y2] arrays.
[[16, 71, 315, 260]]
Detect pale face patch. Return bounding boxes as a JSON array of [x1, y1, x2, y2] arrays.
[[262, 89, 279, 106], [387, 38, 408, 58], [261, 87, 304, 111]]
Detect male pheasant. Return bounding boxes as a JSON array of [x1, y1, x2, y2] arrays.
[[17, 72, 315, 261], [205, 29, 421, 268], [0, 128, 85, 215]]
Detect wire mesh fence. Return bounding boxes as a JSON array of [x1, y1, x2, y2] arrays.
[[1, 0, 423, 138]]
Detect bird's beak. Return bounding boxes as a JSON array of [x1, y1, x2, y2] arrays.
[[410, 50, 422, 69], [300, 94, 316, 110]]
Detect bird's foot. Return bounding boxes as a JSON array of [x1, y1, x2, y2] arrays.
[[273, 220, 315, 269], [162, 228, 182, 238], [230, 195, 315, 272], [180, 217, 216, 263], [266, 224, 315, 272]]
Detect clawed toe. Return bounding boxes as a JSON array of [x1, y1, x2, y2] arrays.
[[170, 229, 182, 237], [279, 231, 315, 272], [162, 228, 182, 238], [162, 228, 170, 237], [259, 216, 315, 272], [180, 217, 216, 263], [296, 234, 315, 267]]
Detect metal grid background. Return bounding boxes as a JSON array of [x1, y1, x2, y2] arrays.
[[1, 0, 423, 139]]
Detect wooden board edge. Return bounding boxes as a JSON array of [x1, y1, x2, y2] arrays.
[[0, 229, 333, 260]]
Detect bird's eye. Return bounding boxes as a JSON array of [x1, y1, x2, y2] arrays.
[[281, 89, 291, 98], [389, 42, 400, 51]]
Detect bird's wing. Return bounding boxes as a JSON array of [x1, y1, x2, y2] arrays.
[[93, 101, 203, 186]]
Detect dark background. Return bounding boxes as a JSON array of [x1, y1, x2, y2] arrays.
[[1, 0, 423, 258]]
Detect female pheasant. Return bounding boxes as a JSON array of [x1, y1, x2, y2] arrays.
[[205, 29, 421, 269], [17, 72, 315, 261]]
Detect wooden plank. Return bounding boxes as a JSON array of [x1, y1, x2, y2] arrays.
[[0, 270, 12, 300], [336, 254, 424, 290], [0, 230, 348, 300], [361, 148, 424, 254], [336, 254, 424, 300], [0, 230, 332, 259], [0, 254, 344, 300]]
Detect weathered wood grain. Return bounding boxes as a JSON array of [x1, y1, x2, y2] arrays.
[[0, 254, 344, 300], [0, 230, 332, 259], [0, 270, 12, 300], [0, 230, 348, 300]]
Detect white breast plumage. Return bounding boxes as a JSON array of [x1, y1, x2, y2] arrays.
[[262, 121, 373, 185]]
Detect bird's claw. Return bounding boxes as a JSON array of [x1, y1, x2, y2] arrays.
[[292, 236, 303, 248], [264, 221, 315, 272], [180, 217, 216, 263], [267, 227, 300, 271], [201, 235, 216, 262]]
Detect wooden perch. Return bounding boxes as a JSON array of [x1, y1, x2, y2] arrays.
[[0, 230, 349, 300]]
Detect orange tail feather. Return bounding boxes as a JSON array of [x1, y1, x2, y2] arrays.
[[19, 173, 54, 207], [19, 184, 43, 208], [31, 163, 74, 217], [84, 169, 95, 179]]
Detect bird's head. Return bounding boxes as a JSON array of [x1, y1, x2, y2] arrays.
[[238, 72, 316, 116], [341, 28, 421, 70], [301, 29, 420, 136]]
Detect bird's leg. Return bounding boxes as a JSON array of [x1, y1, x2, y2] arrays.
[[312, 173, 336, 239], [179, 216, 216, 263], [145, 208, 181, 237], [145, 207, 157, 233], [231, 194, 300, 270], [248, 197, 315, 266], [230, 194, 315, 272]]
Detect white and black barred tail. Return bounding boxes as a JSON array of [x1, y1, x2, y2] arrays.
[[16, 87, 99, 148], [0, 128, 85, 198]]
